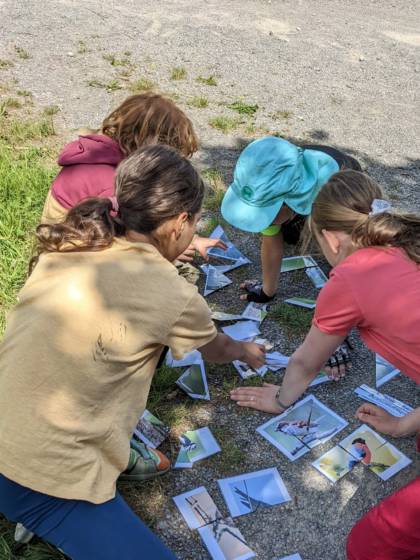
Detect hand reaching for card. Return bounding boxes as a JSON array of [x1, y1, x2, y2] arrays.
[[230, 383, 283, 414], [192, 236, 227, 261], [355, 404, 404, 437], [240, 341, 266, 370]]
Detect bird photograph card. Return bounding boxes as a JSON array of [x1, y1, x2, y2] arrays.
[[217, 467, 291, 518], [284, 296, 316, 309], [174, 427, 221, 468], [311, 445, 356, 483], [207, 225, 251, 265], [204, 265, 233, 297], [198, 517, 255, 560], [354, 384, 413, 418], [280, 256, 317, 273], [173, 486, 222, 530], [133, 409, 170, 449]]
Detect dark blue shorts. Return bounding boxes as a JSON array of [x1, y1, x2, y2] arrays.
[[0, 474, 177, 560]]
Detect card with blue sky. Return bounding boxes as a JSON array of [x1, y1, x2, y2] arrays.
[[174, 427, 221, 468], [208, 225, 251, 265], [218, 467, 291, 518], [375, 354, 400, 387]]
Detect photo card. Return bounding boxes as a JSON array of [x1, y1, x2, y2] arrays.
[[176, 362, 210, 400], [284, 296, 316, 309], [280, 255, 317, 273], [173, 486, 222, 529], [257, 395, 348, 460], [218, 467, 291, 518], [311, 445, 356, 483], [232, 360, 268, 379], [265, 351, 290, 371], [208, 225, 251, 265], [305, 266, 328, 288], [212, 311, 244, 322], [222, 320, 261, 341], [277, 555, 303, 560], [354, 384, 413, 417], [309, 370, 331, 387], [133, 409, 170, 449], [204, 265, 233, 296], [375, 354, 400, 387], [174, 427, 221, 468], [241, 302, 268, 323], [337, 424, 411, 480], [166, 348, 202, 368], [198, 516, 255, 560]]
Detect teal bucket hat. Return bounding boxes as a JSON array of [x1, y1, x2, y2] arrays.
[[221, 136, 339, 233]]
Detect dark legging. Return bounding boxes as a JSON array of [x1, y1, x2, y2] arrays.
[[0, 474, 177, 560]]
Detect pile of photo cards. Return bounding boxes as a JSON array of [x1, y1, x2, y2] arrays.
[[222, 320, 261, 341], [173, 487, 255, 560], [174, 427, 221, 468], [257, 395, 348, 461], [217, 468, 291, 518], [132, 409, 170, 449], [375, 353, 400, 387], [312, 424, 411, 483], [354, 384, 413, 417], [233, 360, 268, 379], [176, 361, 210, 400]]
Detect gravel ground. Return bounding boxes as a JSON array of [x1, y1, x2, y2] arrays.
[[1, 1, 419, 559]]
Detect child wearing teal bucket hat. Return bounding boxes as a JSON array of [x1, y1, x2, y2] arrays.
[[221, 136, 361, 302]]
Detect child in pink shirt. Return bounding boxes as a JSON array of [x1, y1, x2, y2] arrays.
[[230, 170, 420, 559], [42, 93, 223, 263]]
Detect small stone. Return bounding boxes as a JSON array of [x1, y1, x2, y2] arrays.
[[296, 26, 301, 31], [67, 52, 74, 57], [269, 31, 273, 36], [359, 55, 365, 61]]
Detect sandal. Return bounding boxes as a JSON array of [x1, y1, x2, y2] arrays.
[[118, 442, 170, 482]]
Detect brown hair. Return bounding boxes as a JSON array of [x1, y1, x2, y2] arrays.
[[31, 145, 205, 270], [101, 93, 198, 157], [309, 170, 420, 263]]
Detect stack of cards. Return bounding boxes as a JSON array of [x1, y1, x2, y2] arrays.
[[218, 468, 291, 518], [312, 424, 412, 483], [173, 486, 255, 560], [132, 409, 169, 449], [257, 395, 348, 461], [176, 362, 210, 400], [355, 384, 413, 417], [232, 360, 268, 379], [174, 427, 221, 468], [376, 354, 400, 387]]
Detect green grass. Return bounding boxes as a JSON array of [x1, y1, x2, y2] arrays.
[[87, 79, 122, 92], [269, 302, 313, 336], [196, 75, 217, 86], [16, 89, 32, 98], [14, 46, 31, 59], [170, 67, 187, 80], [208, 115, 241, 133], [102, 53, 132, 67], [0, 120, 57, 332], [199, 215, 220, 236], [0, 59, 14, 69], [210, 426, 246, 474], [271, 109, 292, 120], [188, 96, 208, 108], [202, 168, 225, 210], [42, 105, 60, 116], [0, 97, 22, 116], [129, 77, 155, 92], [227, 100, 258, 116], [77, 40, 88, 54]]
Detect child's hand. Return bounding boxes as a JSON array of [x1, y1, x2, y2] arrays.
[[240, 341, 266, 370], [191, 236, 227, 260], [240, 281, 275, 303], [355, 404, 404, 437]]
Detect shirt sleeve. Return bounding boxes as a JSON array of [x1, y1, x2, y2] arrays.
[[260, 224, 281, 236], [166, 292, 218, 360], [313, 268, 363, 336]]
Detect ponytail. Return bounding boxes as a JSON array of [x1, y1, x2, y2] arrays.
[[310, 170, 420, 264]]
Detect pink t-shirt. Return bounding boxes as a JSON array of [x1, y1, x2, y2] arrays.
[[314, 247, 420, 384]]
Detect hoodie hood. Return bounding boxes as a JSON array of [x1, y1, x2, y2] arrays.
[[57, 134, 124, 167]]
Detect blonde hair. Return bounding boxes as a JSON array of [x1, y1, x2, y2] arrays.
[[101, 93, 198, 157], [310, 170, 420, 264]]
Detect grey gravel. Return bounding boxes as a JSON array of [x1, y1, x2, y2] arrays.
[[1, 1, 419, 559]]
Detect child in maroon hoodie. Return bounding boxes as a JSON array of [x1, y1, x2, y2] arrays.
[[42, 93, 225, 265]]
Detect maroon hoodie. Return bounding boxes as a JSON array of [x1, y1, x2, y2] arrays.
[[51, 135, 124, 209]]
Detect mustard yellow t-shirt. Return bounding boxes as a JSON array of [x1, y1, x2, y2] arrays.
[[41, 190, 68, 224], [0, 238, 217, 503]]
